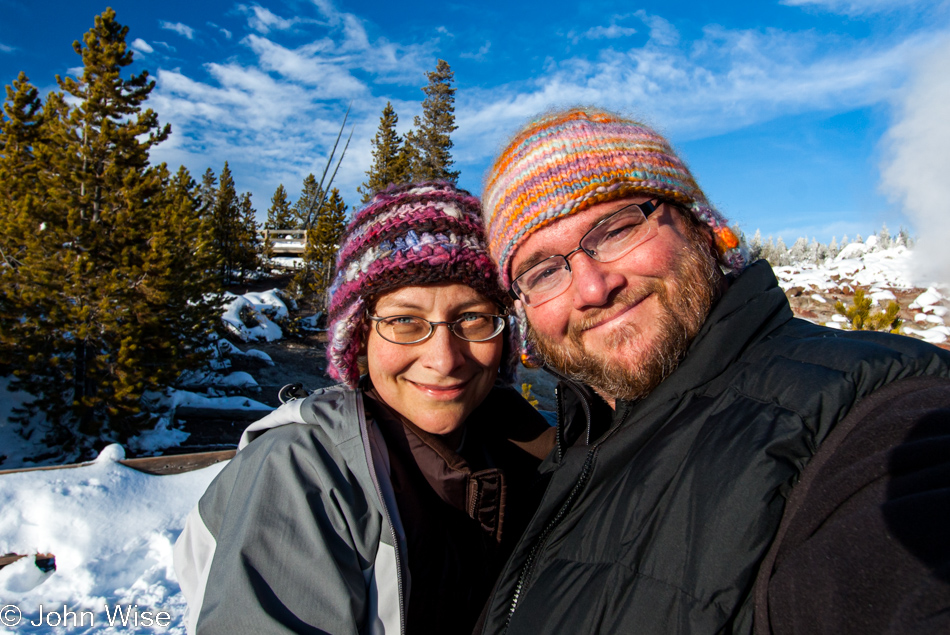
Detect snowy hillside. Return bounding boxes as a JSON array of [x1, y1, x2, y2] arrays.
[[770, 238, 948, 345]]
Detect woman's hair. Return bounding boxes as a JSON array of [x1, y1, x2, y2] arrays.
[[325, 182, 515, 388]]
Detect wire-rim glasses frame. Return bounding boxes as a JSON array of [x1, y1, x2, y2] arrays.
[[508, 199, 662, 307], [369, 311, 509, 345]]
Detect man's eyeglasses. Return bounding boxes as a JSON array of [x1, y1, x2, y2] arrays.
[[509, 200, 661, 307], [369, 312, 507, 345]]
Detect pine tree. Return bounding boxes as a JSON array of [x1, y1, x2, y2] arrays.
[[264, 184, 294, 229], [138, 163, 221, 397], [236, 191, 262, 283], [406, 59, 459, 182], [748, 229, 763, 262], [775, 237, 789, 266], [207, 161, 245, 286], [313, 187, 347, 292], [878, 223, 891, 249], [291, 188, 347, 309], [0, 9, 218, 449], [359, 102, 410, 202], [293, 173, 325, 230], [835, 288, 902, 333], [0, 72, 45, 274], [897, 226, 913, 248], [197, 168, 217, 216], [788, 237, 808, 264]]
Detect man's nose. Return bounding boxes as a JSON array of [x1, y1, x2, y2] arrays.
[[569, 254, 625, 309]]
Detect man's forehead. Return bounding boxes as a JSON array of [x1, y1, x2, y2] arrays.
[[510, 196, 656, 277]]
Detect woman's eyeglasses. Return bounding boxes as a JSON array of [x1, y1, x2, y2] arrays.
[[369, 312, 507, 345]]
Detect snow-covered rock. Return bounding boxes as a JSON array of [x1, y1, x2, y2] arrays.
[[910, 287, 943, 310], [221, 293, 283, 342], [903, 325, 949, 344]]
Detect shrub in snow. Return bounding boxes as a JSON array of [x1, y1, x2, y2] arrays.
[[834, 289, 902, 333]]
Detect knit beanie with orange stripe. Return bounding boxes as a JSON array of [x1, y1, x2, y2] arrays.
[[482, 107, 748, 289]]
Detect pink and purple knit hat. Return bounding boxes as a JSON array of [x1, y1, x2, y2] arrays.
[[482, 107, 748, 288], [326, 182, 516, 388]]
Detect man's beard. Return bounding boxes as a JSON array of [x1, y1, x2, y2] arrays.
[[527, 228, 721, 403]]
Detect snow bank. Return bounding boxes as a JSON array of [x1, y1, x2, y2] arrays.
[[0, 445, 226, 633], [903, 324, 949, 344], [774, 245, 917, 292], [219, 290, 287, 342], [910, 287, 943, 309]]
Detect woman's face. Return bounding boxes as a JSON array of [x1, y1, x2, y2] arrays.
[[366, 283, 504, 437]]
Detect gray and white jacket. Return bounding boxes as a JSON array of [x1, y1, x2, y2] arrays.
[[174, 384, 406, 635]]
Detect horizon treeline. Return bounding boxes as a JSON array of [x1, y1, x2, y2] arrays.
[[740, 223, 915, 268]]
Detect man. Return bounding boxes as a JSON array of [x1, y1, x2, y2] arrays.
[[476, 108, 950, 634]]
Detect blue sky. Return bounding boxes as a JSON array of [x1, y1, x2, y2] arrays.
[[2, 0, 949, 247]]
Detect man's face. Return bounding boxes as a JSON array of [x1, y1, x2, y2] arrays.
[[509, 197, 722, 405]]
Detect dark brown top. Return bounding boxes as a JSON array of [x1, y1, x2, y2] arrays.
[[364, 385, 555, 635]]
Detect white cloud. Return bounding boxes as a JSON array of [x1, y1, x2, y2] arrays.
[[461, 41, 491, 61], [240, 5, 298, 34], [580, 25, 638, 40], [207, 21, 233, 40], [244, 34, 367, 96], [146, 1, 432, 212], [453, 18, 949, 167], [635, 10, 678, 47], [160, 21, 196, 40], [880, 37, 950, 286], [131, 38, 154, 54], [0, 42, 13, 53], [780, 0, 930, 16]]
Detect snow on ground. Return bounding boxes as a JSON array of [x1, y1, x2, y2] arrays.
[[773, 243, 918, 293], [0, 445, 223, 634], [0, 290, 285, 471], [0, 287, 301, 632], [772, 243, 949, 343], [219, 290, 287, 342]]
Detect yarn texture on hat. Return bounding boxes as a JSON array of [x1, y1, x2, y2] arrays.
[[325, 181, 516, 388]]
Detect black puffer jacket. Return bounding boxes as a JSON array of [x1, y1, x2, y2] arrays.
[[478, 261, 950, 635]]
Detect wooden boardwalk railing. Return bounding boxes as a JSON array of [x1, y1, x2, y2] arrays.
[[0, 449, 236, 477], [260, 229, 307, 255]]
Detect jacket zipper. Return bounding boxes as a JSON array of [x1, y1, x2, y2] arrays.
[[502, 445, 597, 633], [469, 479, 482, 518], [501, 399, 628, 633]]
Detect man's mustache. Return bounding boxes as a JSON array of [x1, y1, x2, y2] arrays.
[[568, 282, 665, 341]]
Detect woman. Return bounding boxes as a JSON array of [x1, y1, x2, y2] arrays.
[[174, 182, 554, 635]]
